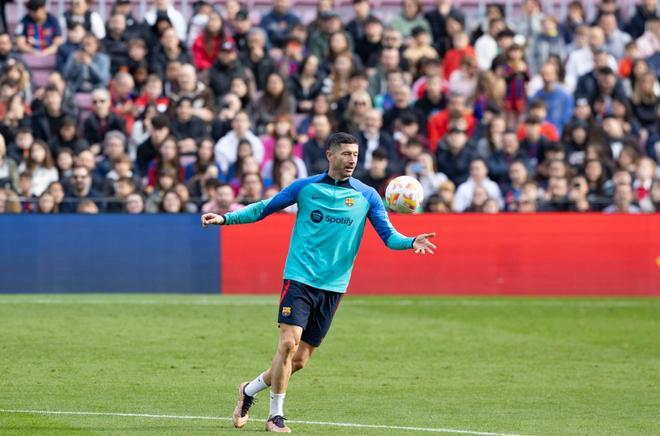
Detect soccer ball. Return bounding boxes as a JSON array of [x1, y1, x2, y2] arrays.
[[385, 176, 424, 213]]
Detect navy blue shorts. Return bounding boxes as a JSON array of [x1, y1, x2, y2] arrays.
[[278, 279, 343, 347]]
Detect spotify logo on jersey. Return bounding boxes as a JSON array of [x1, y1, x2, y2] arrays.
[[310, 210, 324, 223]]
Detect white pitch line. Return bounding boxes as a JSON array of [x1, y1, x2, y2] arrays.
[[0, 408, 529, 436]]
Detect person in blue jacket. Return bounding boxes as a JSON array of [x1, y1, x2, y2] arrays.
[[202, 132, 436, 433]]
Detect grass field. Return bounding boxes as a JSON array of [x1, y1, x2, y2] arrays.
[[1, 294, 659, 435]]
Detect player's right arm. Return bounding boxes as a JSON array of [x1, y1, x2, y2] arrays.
[[201, 178, 308, 228]]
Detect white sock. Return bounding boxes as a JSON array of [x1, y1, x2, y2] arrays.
[[244, 373, 268, 397], [269, 391, 286, 418]]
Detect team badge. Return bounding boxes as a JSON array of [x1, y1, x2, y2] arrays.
[[281, 307, 292, 317], [345, 197, 355, 207]]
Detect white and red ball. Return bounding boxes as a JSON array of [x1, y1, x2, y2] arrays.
[[385, 176, 424, 213]]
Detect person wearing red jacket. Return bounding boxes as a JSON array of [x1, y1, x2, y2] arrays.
[[192, 9, 233, 71], [427, 93, 475, 151]]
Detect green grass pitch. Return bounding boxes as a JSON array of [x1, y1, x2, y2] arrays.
[[1, 294, 659, 435]]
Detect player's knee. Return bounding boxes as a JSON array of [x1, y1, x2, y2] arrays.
[[279, 337, 299, 356]]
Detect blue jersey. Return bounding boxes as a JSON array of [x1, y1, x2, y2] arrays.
[[223, 173, 415, 293]]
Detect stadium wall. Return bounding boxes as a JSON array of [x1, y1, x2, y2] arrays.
[[1, 214, 658, 295], [0, 215, 220, 293], [222, 214, 660, 296]]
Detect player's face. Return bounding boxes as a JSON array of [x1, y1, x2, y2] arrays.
[[328, 143, 358, 179]]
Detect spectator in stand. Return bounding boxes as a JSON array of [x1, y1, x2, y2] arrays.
[[124, 193, 144, 214], [567, 175, 591, 212], [346, 0, 374, 46], [236, 171, 263, 205], [501, 160, 529, 210], [209, 40, 246, 99], [474, 17, 506, 71], [103, 13, 130, 75], [136, 113, 169, 176], [448, 55, 478, 106], [626, 0, 658, 39], [170, 97, 208, 147], [0, 32, 21, 71], [201, 182, 242, 214], [529, 17, 565, 76], [565, 26, 617, 92], [640, 180, 660, 213], [436, 127, 476, 185], [15, 0, 63, 55], [151, 27, 192, 78], [289, 54, 324, 114], [560, 1, 586, 44], [259, 0, 301, 50], [95, 130, 127, 178], [443, 32, 475, 80], [632, 72, 659, 133], [169, 63, 215, 122], [303, 114, 333, 175], [604, 183, 641, 213], [424, 0, 464, 57], [134, 74, 168, 115], [0, 133, 18, 190], [146, 135, 182, 189], [48, 115, 88, 155], [242, 28, 277, 92], [36, 190, 57, 213], [261, 135, 307, 185], [214, 110, 264, 178], [192, 10, 230, 72], [427, 93, 475, 152], [144, 0, 187, 42], [83, 88, 125, 155], [145, 165, 176, 211], [538, 176, 569, 211], [516, 0, 544, 42], [635, 15, 660, 59], [61, 0, 105, 40], [255, 72, 295, 135], [232, 8, 252, 58], [56, 22, 85, 73], [600, 13, 631, 61], [63, 33, 110, 92], [156, 189, 182, 213], [61, 164, 103, 212], [32, 85, 76, 143], [453, 158, 503, 212], [353, 108, 394, 173], [531, 63, 573, 134], [390, 0, 430, 40], [361, 147, 391, 195]]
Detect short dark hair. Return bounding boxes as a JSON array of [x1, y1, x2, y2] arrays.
[[325, 132, 358, 151], [27, 0, 46, 11]]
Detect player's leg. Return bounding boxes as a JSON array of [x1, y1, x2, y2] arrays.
[[291, 340, 316, 374]]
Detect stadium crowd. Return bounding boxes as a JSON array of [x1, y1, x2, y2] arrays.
[[0, 0, 658, 214]]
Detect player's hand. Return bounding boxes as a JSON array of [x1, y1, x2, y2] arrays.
[[413, 232, 436, 255], [201, 213, 224, 228]]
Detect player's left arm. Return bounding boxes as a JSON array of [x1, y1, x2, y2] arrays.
[[202, 178, 306, 227], [366, 189, 437, 254]]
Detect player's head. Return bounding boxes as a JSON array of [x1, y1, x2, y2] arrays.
[[325, 132, 359, 180]]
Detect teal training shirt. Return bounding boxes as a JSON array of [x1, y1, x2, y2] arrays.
[[223, 172, 415, 293]]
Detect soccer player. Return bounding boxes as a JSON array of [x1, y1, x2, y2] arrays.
[[202, 132, 436, 433]]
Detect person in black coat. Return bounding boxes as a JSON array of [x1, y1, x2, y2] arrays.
[[32, 85, 77, 143], [436, 127, 476, 185], [302, 114, 332, 175], [170, 97, 208, 143], [625, 0, 659, 39], [209, 41, 247, 99], [241, 28, 277, 92], [102, 12, 130, 75], [82, 88, 125, 155]]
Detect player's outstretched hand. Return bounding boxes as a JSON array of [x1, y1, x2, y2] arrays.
[[413, 232, 437, 255], [201, 213, 225, 228]]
